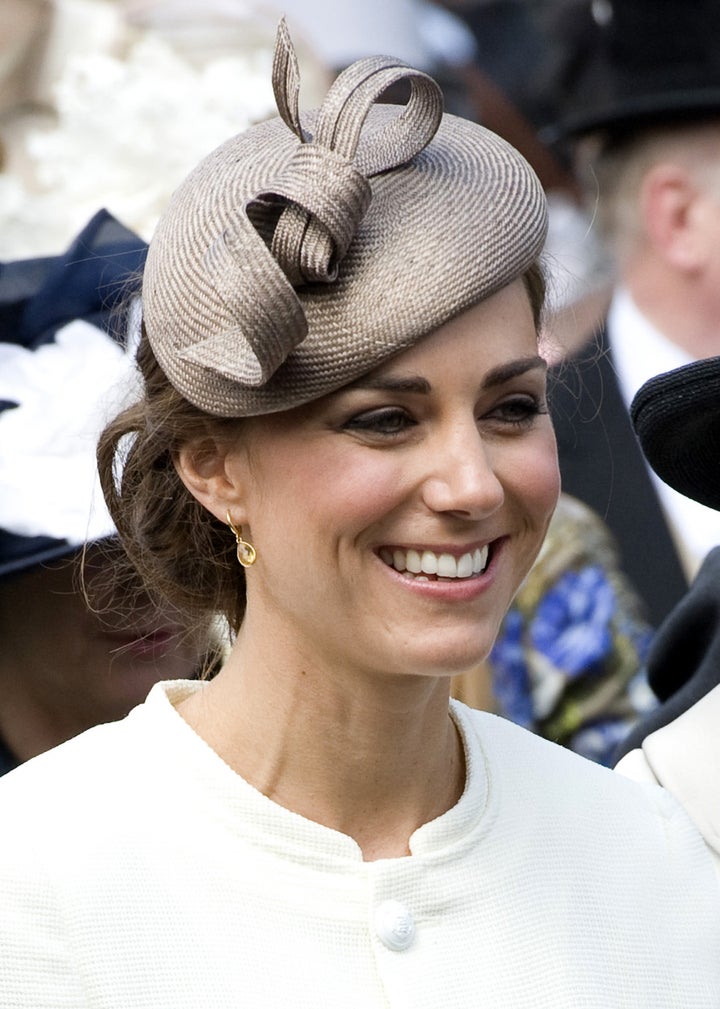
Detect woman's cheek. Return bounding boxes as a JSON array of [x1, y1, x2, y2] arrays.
[[507, 429, 561, 523], [528, 425, 561, 508]]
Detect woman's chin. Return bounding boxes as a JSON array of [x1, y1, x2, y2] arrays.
[[403, 637, 495, 681]]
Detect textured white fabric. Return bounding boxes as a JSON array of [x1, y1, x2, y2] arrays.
[[1, 680, 719, 1008], [616, 684, 720, 872]]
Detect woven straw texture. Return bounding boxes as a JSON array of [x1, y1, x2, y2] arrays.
[[143, 23, 547, 417]]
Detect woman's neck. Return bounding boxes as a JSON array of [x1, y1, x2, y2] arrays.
[[177, 635, 466, 860]]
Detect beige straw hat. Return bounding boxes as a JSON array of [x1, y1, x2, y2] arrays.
[[143, 19, 548, 417]]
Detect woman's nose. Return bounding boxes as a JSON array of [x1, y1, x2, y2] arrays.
[[420, 424, 504, 519]]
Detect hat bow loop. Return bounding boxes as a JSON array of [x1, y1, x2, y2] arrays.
[[183, 20, 443, 389]]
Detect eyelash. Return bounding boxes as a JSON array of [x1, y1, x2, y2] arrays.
[[493, 395, 547, 427], [341, 397, 546, 437], [342, 407, 415, 436]]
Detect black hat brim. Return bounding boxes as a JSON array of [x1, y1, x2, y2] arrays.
[[554, 90, 720, 143], [631, 357, 720, 511]]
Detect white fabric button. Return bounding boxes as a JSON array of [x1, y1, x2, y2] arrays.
[[374, 900, 416, 951]]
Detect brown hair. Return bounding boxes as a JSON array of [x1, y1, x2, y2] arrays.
[[97, 329, 247, 638], [97, 261, 546, 637]]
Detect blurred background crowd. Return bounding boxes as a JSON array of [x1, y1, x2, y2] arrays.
[[3, 0, 720, 771]]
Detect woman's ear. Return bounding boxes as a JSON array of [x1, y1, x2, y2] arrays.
[[174, 436, 247, 525]]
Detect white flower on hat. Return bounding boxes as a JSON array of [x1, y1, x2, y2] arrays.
[[0, 32, 276, 257], [0, 320, 140, 545]]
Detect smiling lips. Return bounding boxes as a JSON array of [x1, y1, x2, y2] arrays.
[[379, 545, 490, 580]]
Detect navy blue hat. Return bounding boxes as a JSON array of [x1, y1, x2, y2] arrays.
[[0, 210, 147, 579], [547, 0, 720, 142]]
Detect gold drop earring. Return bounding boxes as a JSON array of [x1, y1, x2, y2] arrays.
[[226, 511, 257, 568]]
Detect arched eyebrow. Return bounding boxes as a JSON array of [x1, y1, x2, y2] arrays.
[[345, 375, 432, 394], [345, 356, 546, 395], [483, 356, 548, 387]]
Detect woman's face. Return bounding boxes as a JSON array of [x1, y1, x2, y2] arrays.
[[218, 279, 560, 678], [0, 543, 209, 746]]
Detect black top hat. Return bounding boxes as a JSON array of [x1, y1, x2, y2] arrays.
[[630, 356, 720, 512], [548, 0, 720, 141], [0, 210, 147, 580]]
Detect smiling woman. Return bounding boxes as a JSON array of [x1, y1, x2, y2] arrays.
[[0, 19, 718, 1009], [174, 283, 558, 702]]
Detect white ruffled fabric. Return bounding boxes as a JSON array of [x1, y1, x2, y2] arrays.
[[0, 32, 276, 256], [0, 320, 140, 544]]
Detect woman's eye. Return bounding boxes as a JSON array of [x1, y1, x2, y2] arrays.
[[342, 407, 416, 436], [487, 395, 546, 427]]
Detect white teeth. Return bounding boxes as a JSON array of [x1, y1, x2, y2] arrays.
[[405, 549, 422, 574], [473, 547, 488, 573], [383, 545, 490, 579], [420, 550, 438, 575], [437, 553, 457, 577], [457, 552, 473, 578]]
